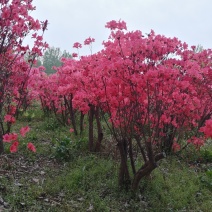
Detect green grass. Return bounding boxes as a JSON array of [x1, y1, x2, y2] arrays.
[[144, 159, 212, 211], [0, 108, 212, 211]]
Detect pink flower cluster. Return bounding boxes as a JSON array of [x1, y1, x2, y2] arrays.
[[187, 137, 204, 150], [73, 42, 82, 49], [3, 126, 36, 153], [105, 20, 127, 30], [199, 119, 212, 138], [84, 37, 95, 45], [4, 114, 16, 124]]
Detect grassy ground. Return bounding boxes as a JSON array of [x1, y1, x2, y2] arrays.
[[0, 108, 211, 211]]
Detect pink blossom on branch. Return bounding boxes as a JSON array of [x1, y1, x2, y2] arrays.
[[84, 37, 95, 45], [73, 42, 82, 49]]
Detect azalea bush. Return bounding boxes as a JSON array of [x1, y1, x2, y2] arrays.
[[0, 0, 48, 153]]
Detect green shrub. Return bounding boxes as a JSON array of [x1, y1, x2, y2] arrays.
[[53, 136, 87, 161]]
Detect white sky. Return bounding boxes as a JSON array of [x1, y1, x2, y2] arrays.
[[30, 0, 212, 55]]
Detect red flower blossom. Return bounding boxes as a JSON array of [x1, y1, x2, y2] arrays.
[[3, 133, 18, 143], [172, 142, 181, 152], [10, 141, 19, 153], [4, 114, 16, 124], [105, 20, 127, 30], [199, 119, 212, 138], [73, 42, 82, 49], [72, 53, 78, 57], [27, 143, 36, 152], [84, 37, 95, 45], [70, 128, 74, 133], [20, 126, 30, 137]]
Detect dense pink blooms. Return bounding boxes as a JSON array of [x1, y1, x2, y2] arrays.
[[29, 20, 212, 158], [199, 119, 212, 138], [105, 20, 127, 30]]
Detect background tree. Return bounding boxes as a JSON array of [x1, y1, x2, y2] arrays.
[[42, 47, 72, 74]]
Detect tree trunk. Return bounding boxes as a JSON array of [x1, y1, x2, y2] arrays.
[[80, 112, 84, 135], [64, 95, 78, 135], [117, 139, 131, 190], [94, 107, 103, 152], [0, 129, 4, 154], [0, 102, 4, 154], [131, 152, 165, 191], [131, 161, 157, 191], [88, 105, 95, 151]]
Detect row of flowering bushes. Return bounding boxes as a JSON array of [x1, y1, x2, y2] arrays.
[[27, 20, 212, 190], [2, 0, 211, 192]]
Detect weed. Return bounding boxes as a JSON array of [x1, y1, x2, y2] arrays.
[[53, 136, 73, 161]]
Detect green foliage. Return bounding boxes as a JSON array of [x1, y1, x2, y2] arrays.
[[18, 105, 44, 122], [42, 117, 60, 131], [54, 136, 73, 161], [142, 158, 212, 211], [22, 110, 35, 122]]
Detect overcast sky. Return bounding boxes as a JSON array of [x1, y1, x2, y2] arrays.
[[30, 0, 212, 55]]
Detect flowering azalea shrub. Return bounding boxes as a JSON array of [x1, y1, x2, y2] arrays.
[[30, 20, 212, 191], [0, 0, 48, 153]]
